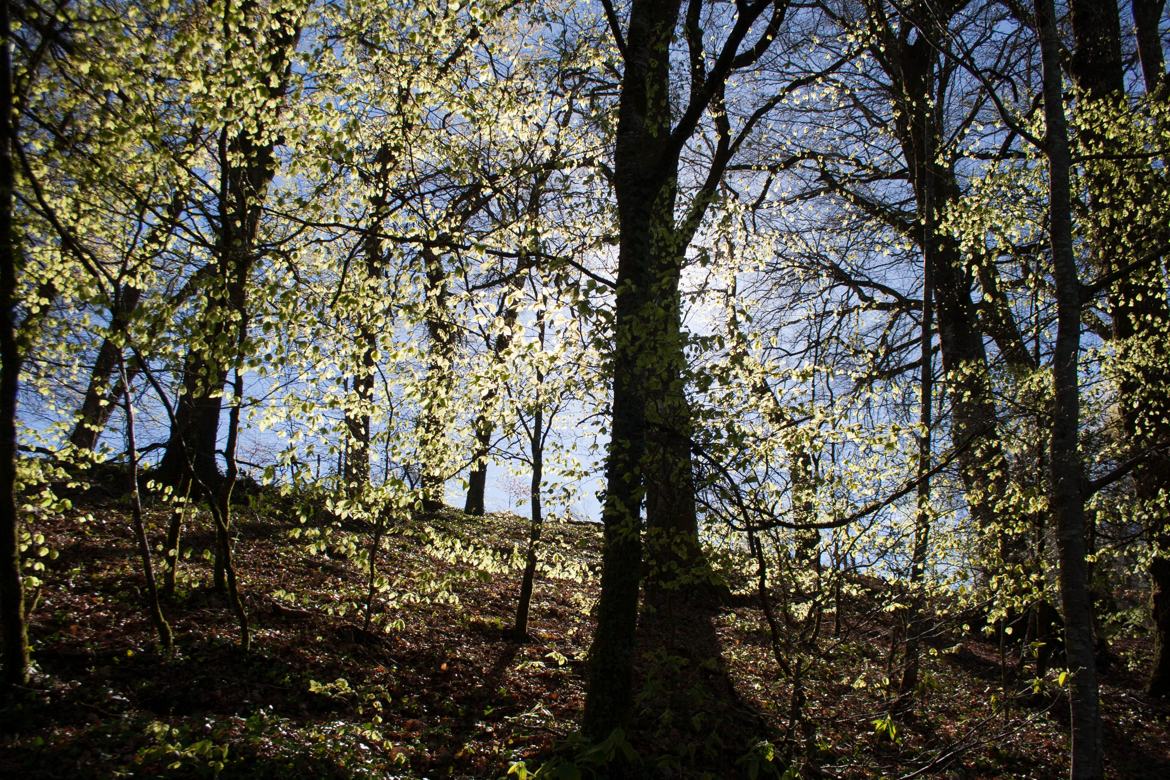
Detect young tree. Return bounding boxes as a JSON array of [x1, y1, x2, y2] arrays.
[[1035, 0, 1103, 771]]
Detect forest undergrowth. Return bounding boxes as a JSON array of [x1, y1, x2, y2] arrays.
[[1, 473, 1168, 779]]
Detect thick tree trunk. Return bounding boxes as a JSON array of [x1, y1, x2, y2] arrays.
[[70, 285, 142, 452], [643, 280, 704, 605], [0, 1, 29, 688], [583, 0, 681, 739], [1069, 0, 1170, 698], [1132, 0, 1168, 95], [463, 443, 489, 515], [1037, 0, 1104, 774]]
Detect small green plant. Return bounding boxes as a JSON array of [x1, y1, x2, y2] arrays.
[[735, 740, 789, 779], [137, 721, 230, 777], [872, 713, 901, 745]]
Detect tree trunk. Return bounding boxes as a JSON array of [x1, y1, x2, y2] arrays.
[[345, 149, 394, 497], [465, 321, 517, 516], [1069, 0, 1170, 698], [583, 0, 682, 737], [159, 3, 300, 596], [1132, 0, 1167, 95], [643, 278, 704, 605], [513, 314, 546, 640], [212, 366, 249, 650], [901, 185, 935, 699], [419, 248, 454, 513], [120, 357, 172, 652], [70, 285, 142, 452], [869, 3, 1019, 569], [1036, 0, 1104, 773], [0, 0, 29, 688]]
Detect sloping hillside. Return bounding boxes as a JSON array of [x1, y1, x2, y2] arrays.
[[1, 483, 1168, 778]]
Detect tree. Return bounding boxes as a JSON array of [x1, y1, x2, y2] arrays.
[[1035, 0, 1103, 771], [584, 0, 796, 742], [1067, 0, 1170, 698], [0, 0, 30, 689], [155, 0, 302, 594]]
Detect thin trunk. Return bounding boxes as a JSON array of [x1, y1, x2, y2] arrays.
[[513, 333, 545, 640], [901, 208, 935, 699], [363, 508, 386, 633], [120, 356, 172, 651], [161, 3, 300, 597], [1036, 0, 1104, 774], [0, 0, 29, 688], [214, 366, 249, 651], [420, 248, 454, 513], [160, 488, 191, 598], [465, 323, 516, 516], [345, 152, 393, 496], [870, 3, 1018, 567], [158, 0, 299, 488]]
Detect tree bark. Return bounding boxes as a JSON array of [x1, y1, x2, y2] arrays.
[[69, 285, 141, 452], [419, 247, 454, 513], [585, 0, 785, 741], [513, 311, 546, 640], [0, 0, 29, 688], [157, 2, 300, 596], [1069, 0, 1170, 698], [1036, 0, 1104, 773], [1132, 0, 1167, 95], [157, 0, 300, 495], [120, 357, 172, 652], [583, 0, 681, 739]]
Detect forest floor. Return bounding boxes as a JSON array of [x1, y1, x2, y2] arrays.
[[1, 478, 1169, 778]]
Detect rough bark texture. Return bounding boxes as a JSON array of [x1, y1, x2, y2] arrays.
[[0, 0, 29, 688], [584, 0, 784, 743], [1037, 0, 1104, 773]]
